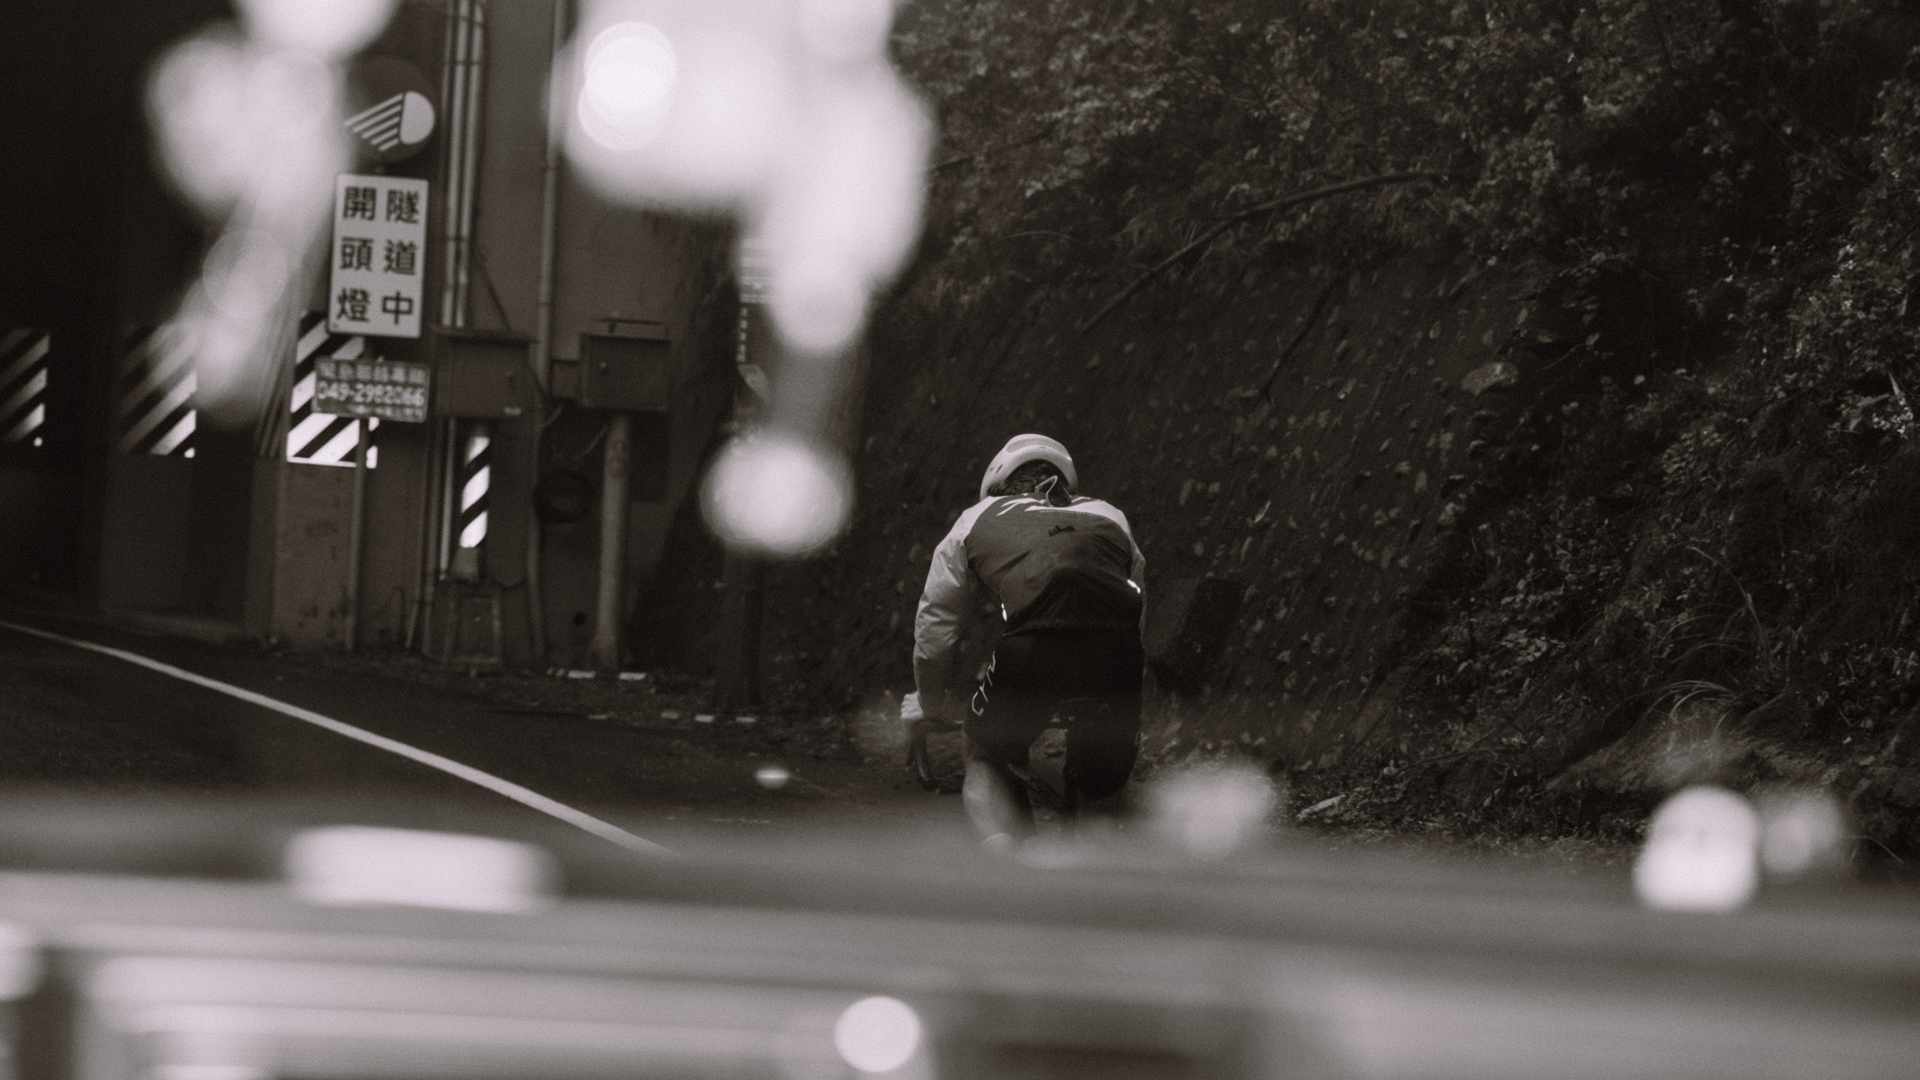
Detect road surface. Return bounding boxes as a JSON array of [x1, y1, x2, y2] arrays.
[[0, 607, 952, 859]]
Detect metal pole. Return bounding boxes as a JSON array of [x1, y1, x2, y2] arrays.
[[437, 0, 469, 327], [407, 414, 442, 652], [534, 0, 566, 390], [419, 0, 483, 657], [437, 416, 460, 585], [716, 289, 769, 708], [454, 0, 486, 323], [526, 0, 569, 667], [590, 413, 630, 671], [345, 418, 368, 652]]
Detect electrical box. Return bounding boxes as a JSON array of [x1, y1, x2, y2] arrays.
[[434, 328, 535, 419], [579, 328, 671, 412]]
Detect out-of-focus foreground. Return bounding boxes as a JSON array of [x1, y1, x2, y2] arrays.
[[0, 798, 1917, 1080]]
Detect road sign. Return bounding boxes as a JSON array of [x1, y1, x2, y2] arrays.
[[344, 56, 437, 165], [313, 354, 430, 423], [329, 174, 429, 340]]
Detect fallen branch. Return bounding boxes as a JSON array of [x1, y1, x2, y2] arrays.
[[1252, 276, 1339, 402], [1079, 170, 1442, 336]]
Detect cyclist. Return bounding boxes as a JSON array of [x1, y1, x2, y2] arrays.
[[901, 434, 1147, 850]]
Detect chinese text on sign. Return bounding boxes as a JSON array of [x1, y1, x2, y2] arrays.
[[313, 356, 431, 423], [329, 174, 428, 339]]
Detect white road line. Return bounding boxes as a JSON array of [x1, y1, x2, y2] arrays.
[[0, 619, 675, 858]]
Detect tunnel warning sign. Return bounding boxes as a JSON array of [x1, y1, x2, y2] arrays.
[[313, 356, 430, 423], [329, 174, 428, 339]]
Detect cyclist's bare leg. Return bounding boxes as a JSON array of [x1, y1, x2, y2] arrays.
[[963, 743, 1033, 843]]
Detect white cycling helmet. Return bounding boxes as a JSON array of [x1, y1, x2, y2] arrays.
[[979, 433, 1077, 501]]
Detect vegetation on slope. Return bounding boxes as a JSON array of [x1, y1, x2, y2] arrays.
[[723, 0, 1920, 867]]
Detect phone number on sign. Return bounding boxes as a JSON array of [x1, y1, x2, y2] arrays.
[[315, 382, 427, 409]]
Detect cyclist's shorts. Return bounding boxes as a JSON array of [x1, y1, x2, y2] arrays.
[[965, 627, 1143, 799]]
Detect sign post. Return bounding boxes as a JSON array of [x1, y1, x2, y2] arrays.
[[315, 355, 430, 653], [345, 419, 368, 652], [326, 173, 429, 650]]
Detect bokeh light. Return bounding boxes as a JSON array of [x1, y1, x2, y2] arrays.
[[578, 21, 678, 150], [563, 0, 929, 537], [147, 1, 377, 426], [561, 1, 795, 210], [833, 996, 921, 1074], [1147, 762, 1280, 859], [149, 34, 343, 219], [701, 431, 853, 557], [1633, 785, 1761, 912], [201, 227, 294, 321], [236, 0, 398, 59], [796, 0, 895, 64], [663, 27, 794, 198], [1755, 787, 1850, 880], [284, 826, 559, 914], [766, 256, 869, 356], [753, 54, 929, 358], [148, 32, 256, 217]]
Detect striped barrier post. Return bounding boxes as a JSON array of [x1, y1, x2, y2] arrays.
[[116, 328, 195, 458], [287, 312, 379, 468], [449, 422, 491, 580], [0, 329, 50, 448]]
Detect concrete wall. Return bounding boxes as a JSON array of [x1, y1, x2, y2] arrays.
[[468, 0, 734, 668], [264, 421, 433, 649], [467, 0, 552, 341], [0, 466, 56, 585], [8, 0, 731, 669], [183, 426, 258, 621], [359, 422, 433, 648], [246, 457, 280, 638], [271, 462, 355, 645], [0, 0, 223, 597], [97, 455, 193, 611]]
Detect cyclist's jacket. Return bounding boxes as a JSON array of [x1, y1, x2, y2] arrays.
[[909, 486, 1146, 712]]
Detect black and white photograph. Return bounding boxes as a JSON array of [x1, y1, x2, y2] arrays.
[[2, 1, 1918, 1077]]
